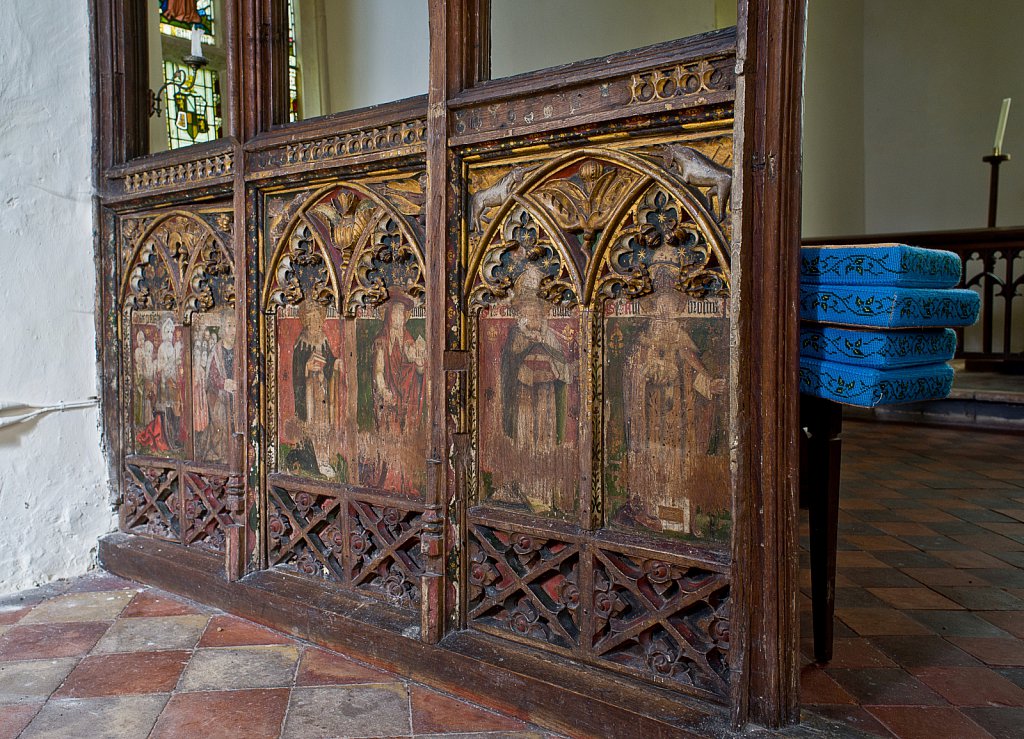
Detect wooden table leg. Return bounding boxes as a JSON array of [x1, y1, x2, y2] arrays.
[[800, 394, 843, 664]]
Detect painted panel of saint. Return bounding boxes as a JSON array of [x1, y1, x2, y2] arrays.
[[477, 286, 581, 520], [191, 309, 238, 465], [132, 312, 187, 458], [604, 291, 730, 542], [354, 296, 427, 498], [276, 303, 349, 481]]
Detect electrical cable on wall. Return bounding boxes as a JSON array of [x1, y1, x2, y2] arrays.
[[0, 398, 99, 430]]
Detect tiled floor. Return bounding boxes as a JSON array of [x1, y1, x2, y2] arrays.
[[1, 419, 1022, 738], [799, 419, 1024, 738], [0, 576, 553, 738]]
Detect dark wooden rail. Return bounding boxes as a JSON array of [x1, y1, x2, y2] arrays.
[[803, 228, 1024, 373]]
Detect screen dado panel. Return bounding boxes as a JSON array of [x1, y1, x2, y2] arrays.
[[256, 160, 431, 611], [115, 203, 244, 554], [448, 108, 737, 700]]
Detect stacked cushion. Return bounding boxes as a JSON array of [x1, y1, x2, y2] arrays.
[[799, 244, 978, 407]]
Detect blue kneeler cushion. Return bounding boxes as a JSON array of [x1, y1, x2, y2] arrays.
[[799, 285, 980, 328], [800, 243, 961, 288], [798, 357, 954, 407], [799, 326, 957, 369]]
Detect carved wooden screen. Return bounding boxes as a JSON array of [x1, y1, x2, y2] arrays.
[[117, 207, 243, 552], [259, 167, 431, 608], [94, 0, 806, 729], [448, 50, 738, 701]]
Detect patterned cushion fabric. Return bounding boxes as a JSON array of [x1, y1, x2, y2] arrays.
[[799, 285, 980, 328], [799, 326, 957, 368], [799, 358, 954, 407], [800, 244, 961, 288]]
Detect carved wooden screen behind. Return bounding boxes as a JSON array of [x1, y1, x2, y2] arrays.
[[259, 165, 431, 609], [447, 53, 738, 701], [118, 207, 243, 552]]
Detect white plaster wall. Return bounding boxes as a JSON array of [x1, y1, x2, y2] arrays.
[[0, 1, 114, 595], [803, 0, 1024, 236]]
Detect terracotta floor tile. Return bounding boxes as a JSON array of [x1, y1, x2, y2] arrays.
[[901, 509, 959, 523], [295, 646, 396, 686], [866, 706, 993, 739], [902, 567, 991, 588], [120, 591, 209, 618], [961, 707, 1024, 739], [867, 587, 963, 610], [0, 607, 30, 627], [977, 611, 1024, 639], [803, 637, 898, 669], [18, 591, 135, 625], [837, 551, 888, 569], [935, 550, 1014, 569], [827, 668, 946, 706], [846, 535, 917, 551], [874, 551, 948, 569], [869, 635, 982, 668], [197, 615, 296, 648], [0, 703, 43, 739], [799, 666, 857, 705], [949, 638, 1024, 666], [841, 568, 921, 588], [912, 666, 1024, 707], [65, 574, 138, 593], [92, 615, 210, 654], [906, 610, 1012, 638], [150, 688, 290, 739], [412, 686, 528, 733], [873, 522, 938, 537], [935, 587, 1024, 611], [0, 659, 78, 705], [282, 684, 411, 739], [54, 651, 190, 698], [19, 695, 168, 739], [178, 645, 299, 691], [0, 622, 109, 661], [835, 608, 935, 636], [804, 705, 893, 737]]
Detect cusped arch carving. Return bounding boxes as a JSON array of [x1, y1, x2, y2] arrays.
[[464, 147, 731, 311], [261, 182, 426, 315], [120, 210, 234, 322]]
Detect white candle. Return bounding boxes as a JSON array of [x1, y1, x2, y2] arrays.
[[994, 97, 1011, 155], [190, 26, 203, 58]]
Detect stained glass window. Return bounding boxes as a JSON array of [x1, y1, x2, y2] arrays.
[[163, 62, 223, 149], [288, 0, 300, 121], [160, 0, 215, 43]]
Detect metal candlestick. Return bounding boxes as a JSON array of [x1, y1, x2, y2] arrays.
[[983, 152, 1011, 228]]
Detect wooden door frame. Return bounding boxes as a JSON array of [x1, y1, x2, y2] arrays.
[[90, 0, 806, 729]]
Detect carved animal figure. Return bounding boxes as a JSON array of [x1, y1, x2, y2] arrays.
[[661, 145, 732, 223], [469, 167, 525, 234]]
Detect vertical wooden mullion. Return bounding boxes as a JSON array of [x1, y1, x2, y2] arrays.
[[578, 308, 595, 531], [423, 0, 471, 644], [731, 0, 806, 729]]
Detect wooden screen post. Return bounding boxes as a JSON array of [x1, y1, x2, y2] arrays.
[[733, 0, 807, 728]]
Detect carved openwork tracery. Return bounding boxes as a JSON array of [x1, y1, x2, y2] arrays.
[[124, 462, 180, 541], [181, 471, 243, 552]]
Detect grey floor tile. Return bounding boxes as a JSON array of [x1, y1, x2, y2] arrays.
[[0, 659, 78, 705], [282, 684, 411, 738], [92, 615, 209, 654], [19, 694, 169, 739], [178, 645, 299, 691]]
